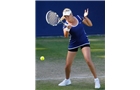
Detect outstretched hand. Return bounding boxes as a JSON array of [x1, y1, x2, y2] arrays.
[[84, 8, 89, 17]]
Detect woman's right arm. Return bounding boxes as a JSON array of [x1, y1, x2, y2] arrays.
[[63, 25, 71, 38], [63, 28, 69, 38]]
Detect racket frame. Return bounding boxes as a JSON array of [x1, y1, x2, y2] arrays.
[[46, 10, 66, 26]]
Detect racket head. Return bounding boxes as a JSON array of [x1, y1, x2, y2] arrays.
[[46, 10, 60, 26]]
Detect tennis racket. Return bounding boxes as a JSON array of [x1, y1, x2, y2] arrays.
[[46, 10, 66, 26]]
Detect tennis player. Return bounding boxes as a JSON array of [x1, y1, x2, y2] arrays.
[[58, 8, 100, 89]]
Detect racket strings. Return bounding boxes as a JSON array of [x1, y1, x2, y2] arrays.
[[46, 11, 59, 26]]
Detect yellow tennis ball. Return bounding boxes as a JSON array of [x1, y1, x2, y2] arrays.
[[40, 56, 45, 61]]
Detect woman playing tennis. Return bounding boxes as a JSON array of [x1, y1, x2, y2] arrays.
[[58, 8, 100, 89]]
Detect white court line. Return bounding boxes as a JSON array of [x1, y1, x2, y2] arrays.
[[36, 76, 105, 81]]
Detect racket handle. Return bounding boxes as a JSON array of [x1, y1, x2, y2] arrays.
[[58, 16, 65, 23]]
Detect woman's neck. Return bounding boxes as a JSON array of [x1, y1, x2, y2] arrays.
[[67, 16, 74, 23], [67, 17, 78, 27]]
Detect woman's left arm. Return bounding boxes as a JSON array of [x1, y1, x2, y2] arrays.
[[83, 16, 93, 27], [82, 8, 93, 27]]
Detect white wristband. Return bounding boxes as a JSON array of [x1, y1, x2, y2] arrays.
[[65, 27, 70, 32]]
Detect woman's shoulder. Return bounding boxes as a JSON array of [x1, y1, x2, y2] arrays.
[[75, 15, 84, 21]]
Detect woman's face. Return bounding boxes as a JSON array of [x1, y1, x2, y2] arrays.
[[64, 14, 73, 22]]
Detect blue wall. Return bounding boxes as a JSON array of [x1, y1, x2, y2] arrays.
[[36, 1, 105, 37]]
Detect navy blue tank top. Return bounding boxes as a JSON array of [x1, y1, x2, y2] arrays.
[[63, 15, 90, 50]]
